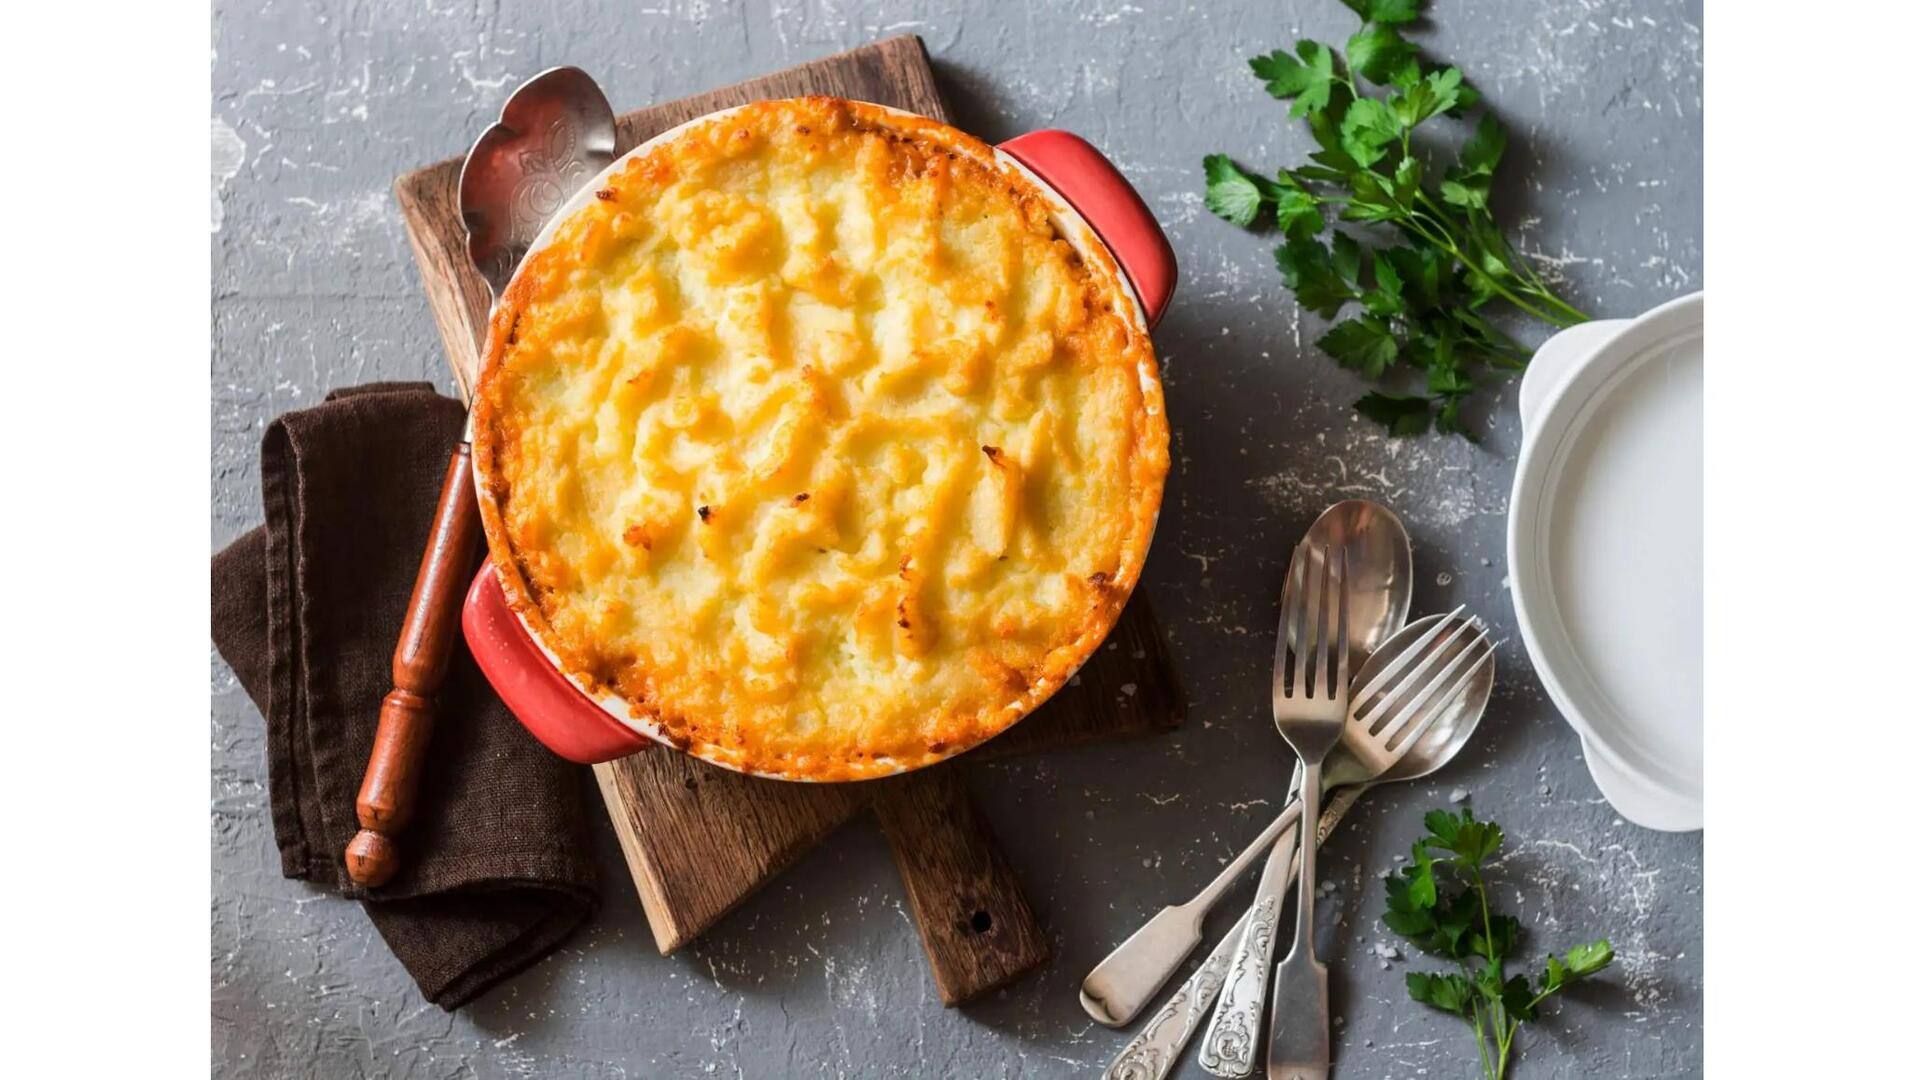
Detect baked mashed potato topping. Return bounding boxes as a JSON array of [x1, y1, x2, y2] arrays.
[[472, 97, 1168, 780]]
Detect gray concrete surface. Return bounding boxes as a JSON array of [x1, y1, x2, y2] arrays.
[[212, 2, 1702, 1076]]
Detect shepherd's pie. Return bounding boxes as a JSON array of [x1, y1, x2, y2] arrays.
[[471, 97, 1167, 780]]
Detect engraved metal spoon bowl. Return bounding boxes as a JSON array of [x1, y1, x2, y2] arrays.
[[459, 66, 617, 304], [1080, 500, 1411, 1027]]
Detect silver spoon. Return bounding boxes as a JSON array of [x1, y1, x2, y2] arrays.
[[1080, 501, 1410, 1027], [459, 66, 616, 303], [1103, 612, 1496, 1080]]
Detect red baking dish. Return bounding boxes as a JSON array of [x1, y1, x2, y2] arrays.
[[461, 103, 1177, 771]]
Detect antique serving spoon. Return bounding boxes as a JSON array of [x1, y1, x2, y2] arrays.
[[343, 68, 615, 888], [1081, 500, 1411, 1027], [1103, 611, 1496, 1080]]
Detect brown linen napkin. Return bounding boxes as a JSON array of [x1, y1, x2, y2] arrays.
[[211, 381, 598, 1009]]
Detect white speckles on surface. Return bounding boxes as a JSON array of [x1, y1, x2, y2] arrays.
[[211, 2, 1702, 1077], [211, 117, 246, 232]]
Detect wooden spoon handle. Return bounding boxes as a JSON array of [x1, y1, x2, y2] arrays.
[[344, 442, 483, 887]]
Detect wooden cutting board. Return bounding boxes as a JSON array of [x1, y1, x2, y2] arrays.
[[392, 34, 1183, 1006]]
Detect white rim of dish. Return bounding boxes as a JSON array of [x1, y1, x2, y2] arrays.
[[474, 100, 1161, 780], [1507, 291, 1704, 824]]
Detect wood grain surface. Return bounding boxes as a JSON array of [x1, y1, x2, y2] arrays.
[[873, 769, 1052, 1005], [393, 34, 1183, 1006]]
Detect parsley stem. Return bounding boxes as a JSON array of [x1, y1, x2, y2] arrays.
[[1471, 869, 1496, 964], [1407, 187, 1589, 327], [1389, 207, 1571, 328], [1470, 999, 1496, 1080]]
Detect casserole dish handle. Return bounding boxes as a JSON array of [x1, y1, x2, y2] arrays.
[[1517, 319, 1626, 438], [463, 563, 654, 763], [998, 130, 1177, 329]]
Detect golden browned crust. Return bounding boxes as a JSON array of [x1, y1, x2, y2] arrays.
[[471, 97, 1168, 780]]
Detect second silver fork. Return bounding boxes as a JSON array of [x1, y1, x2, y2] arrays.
[[1263, 541, 1351, 1080]]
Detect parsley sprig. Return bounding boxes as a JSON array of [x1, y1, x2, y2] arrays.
[[1384, 808, 1613, 1079], [1204, 0, 1589, 437]]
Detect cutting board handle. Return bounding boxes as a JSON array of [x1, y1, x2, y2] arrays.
[[345, 442, 483, 888], [874, 770, 1051, 1005]]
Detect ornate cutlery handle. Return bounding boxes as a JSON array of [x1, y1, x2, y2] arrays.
[[1106, 784, 1369, 1080], [1104, 906, 1251, 1080], [1196, 816, 1298, 1077]]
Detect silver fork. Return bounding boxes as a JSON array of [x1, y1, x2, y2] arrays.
[[1263, 541, 1351, 1080]]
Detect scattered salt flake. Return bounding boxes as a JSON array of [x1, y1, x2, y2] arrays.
[[1377, 868, 1393, 879], [1448, 788, 1470, 803], [1120, 683, 1138, 697], [1069, 674, 1083, 686], [1378, 960, 1390, 971], [1393, 853, 1408, 863], [1372, 943, 1400, 960]]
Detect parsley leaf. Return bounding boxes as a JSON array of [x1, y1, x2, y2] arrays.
[[1386, 808, 1617, 1079], [1361, 252, 1405, 315], [1460, 111, 1507, 173], [1339, 97, 1401, 166], [1394, 67, 1462, 127], [1340, 0, 1425, 25], [1442, 116, 1507, 212], [1275, 237, 1360, 319], [1203, 0, 1590, 437], [1499, 976, 1539, 1023], [1319, 316, 1400, 377], [1203, 154, 1267, 227], [1407, 971, 1473, 1017], [1347, 24, 1418, 83], [1563, 940, 1614, 977], [1274, 186, 1327, 240], [1251, 41, 1339, 116], [1353, 391, 1432, 435]]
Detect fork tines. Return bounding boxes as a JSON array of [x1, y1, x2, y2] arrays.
[[1276, 540, 1351, 702], [1354, 611, 1493, 752]]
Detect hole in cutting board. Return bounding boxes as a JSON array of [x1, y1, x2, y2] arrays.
[[969, 910, 993, 934]]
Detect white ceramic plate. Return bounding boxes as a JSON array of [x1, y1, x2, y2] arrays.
[[1508, 293, 1703, 831]]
